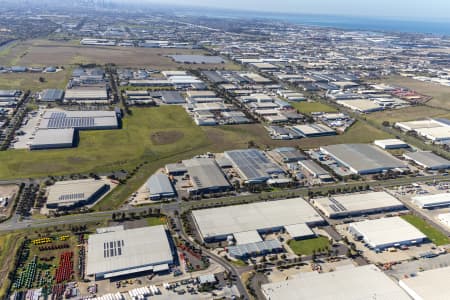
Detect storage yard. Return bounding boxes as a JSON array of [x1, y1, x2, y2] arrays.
[[8, 233, 85, 298]]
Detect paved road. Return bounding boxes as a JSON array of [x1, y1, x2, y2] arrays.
[[385, 189, 450, 237], [2, 174, 450, 233], [170, 211, 250, 300]]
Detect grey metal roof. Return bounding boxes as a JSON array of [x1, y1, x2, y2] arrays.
[[46, 179, 107, 206], [31, 128, 74, 149], [404, 151, 450, 169], [40, 89, 64, 102], [192, 198, 323, 240], [159, 91, 185, 104], [228, 239, 282, 258], [0, 90, 19, 97], [146, 173, 175, 197], [299, 160, 329, 176], [202, 71, 228, 83], [224, 149, 284, 182], [313, 191, 404, 218], [169, 55, 225, 64], [273, 147, 306, 162], [321, 144, 407, 174], [183, 158, 230, 191], [165, 163, 187, 174]]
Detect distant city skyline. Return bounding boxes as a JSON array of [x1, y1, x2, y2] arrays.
[[130, 0, 450, 21]]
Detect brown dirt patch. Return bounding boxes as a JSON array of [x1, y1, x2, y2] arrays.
[[151, 131, 184, 145]]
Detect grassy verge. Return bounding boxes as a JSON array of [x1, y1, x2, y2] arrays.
[[401, 215, 450, 246], [145, 216, 167, 226], [230, 259, 248, 267], [0, 233, 23, 298], [287, 236, 330, 256]]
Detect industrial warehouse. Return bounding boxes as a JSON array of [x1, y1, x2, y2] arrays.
[[411, 192, 450, 209], [29, 109, 120, 150], [192, 198, 324, 242], [395, 118, 450, 144], [348, 217, 427, 250], [86, 226, 173, 280], [320, 144, 407, 175], [146, 173, 176, 200], [46, 179, 111, 210], [403, 151, 450, 170], [30, 128, 75, 150], [38, 89, 65, 102], [224, 149, 284, 183], [374, 139, 409, 150], [39, 110, 119, 130], [261, 264, 410, 300], [399, 266, 450, 300], [312, 191, 405, 219], [182, 158, 231, 195]]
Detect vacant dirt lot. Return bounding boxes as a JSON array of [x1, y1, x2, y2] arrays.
[[4, 39, 240, 70], [151, 130, 185, 145]]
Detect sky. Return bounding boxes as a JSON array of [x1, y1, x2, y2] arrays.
[[136, 0, 450, 21]]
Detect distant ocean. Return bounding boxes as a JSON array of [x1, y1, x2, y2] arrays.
[[179, 9, 450, 36]]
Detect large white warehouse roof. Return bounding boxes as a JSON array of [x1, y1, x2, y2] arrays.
[[192, 198, 323, 241], [87, 226, 173, 279], [399, 266, 450, 300], [262, 264, 410, 300], [349, 216, 426, 249], [412, 192, 450, 209], [312, 191, 405, 218]]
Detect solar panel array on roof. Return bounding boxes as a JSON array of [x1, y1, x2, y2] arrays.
[[40, 110, 119, 130], [104, 240, 124, 258], [47, 117, 95, 129], [225, 149, 284, 182], [328, 197, 347, 212], [59, 192, 85, 202]]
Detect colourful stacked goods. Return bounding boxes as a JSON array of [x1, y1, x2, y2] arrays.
[[55, 252, 74, 283], [32, 237, 52, 245]]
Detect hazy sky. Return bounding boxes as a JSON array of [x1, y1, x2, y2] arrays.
[[142, 0, 450, 21]]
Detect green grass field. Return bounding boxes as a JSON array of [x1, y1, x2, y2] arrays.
[[290, 101, 337, 115], [0, 106, 209, 180], [0, 71, 69, 91], [287, 236, 331, 256], [401, 215, 450, 246]]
